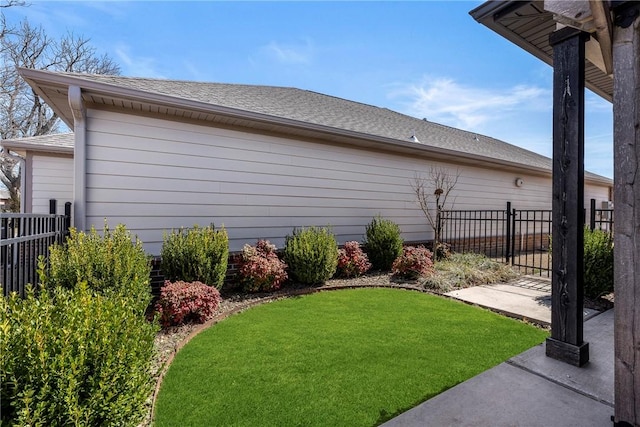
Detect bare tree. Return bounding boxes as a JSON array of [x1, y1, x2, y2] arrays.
[[0, 17, 120, 211], [411, 167, 460, 257]]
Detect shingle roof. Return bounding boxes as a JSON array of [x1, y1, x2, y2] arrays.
[[1, 132, 74, 153], [54, 72, 561, 171], [15, 70, 611, 183]]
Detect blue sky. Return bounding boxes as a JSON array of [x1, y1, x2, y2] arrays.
[[5, 1, 613, 178]]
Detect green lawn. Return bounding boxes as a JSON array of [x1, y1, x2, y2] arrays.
[[154, 288, 547, 426]]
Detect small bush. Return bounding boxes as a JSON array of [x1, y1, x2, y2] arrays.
[[283, 226, 338, 285], [161, 224, 229, 289], [0, 284, 157, 426], [363, 216, 403, 271], [583, 227, 614, 299], [433, 242, 452, 261], [43, 222, 152, 314], [336, 241, 372, 278], [155, 280, 222, 328], [391, 246, 435, 280], [238, 240, 288, 293], [422, 253, 518, 292]]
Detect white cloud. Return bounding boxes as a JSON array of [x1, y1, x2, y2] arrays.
[[262, 39, 313, 65], [389, 76, 550, 131], [114, 45, 166, 78]]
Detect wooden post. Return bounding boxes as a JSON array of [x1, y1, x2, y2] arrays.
[[545, 27, 590, 367], [612, 8, 640, 425]]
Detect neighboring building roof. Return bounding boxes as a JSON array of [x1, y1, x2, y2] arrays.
[[1, 132, 74, 154], [470, 0, 613, 102], [17, 68, 611, 185]]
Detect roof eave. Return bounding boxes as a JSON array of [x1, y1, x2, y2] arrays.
[[1, 140, 73, 155], [470, 1, 612, 102], [18, 68, 611, 182]]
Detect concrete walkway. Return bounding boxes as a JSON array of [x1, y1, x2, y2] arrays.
[[382, 277, 614, 427]]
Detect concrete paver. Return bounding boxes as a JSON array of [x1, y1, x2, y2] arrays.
[[445, 280, 599, 326]]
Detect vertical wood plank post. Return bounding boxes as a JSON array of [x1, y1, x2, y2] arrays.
[[545, 27, 589, 367], [613, 8, 640, 425]]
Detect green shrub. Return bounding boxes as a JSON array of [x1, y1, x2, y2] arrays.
[[363, 216, 403, 271], [283, 226, 338, 285], [583, 227, 614, 299], [0, 284, 157, 426], [43, 223, 152, 314], [161, 224, 229, 289]]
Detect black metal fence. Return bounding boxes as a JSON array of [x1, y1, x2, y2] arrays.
[[1, 200, 71, 297], [439, 199, 613, 276]]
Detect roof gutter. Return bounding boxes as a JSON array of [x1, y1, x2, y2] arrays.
[[18, 68, 611, 185], [0, 140, 73, 155]]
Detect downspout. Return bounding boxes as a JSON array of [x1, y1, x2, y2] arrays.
[[68, 85, 86, 231]]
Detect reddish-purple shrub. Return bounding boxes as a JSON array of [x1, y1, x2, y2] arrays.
[[336, 241, 372, 278], [155, 280, 221, 328], [392, 246, 435, 280], [238, 240, 288, 293]]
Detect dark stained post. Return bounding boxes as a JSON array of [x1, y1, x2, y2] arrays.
[[545, 27, 589, 367], [612, 6, 640, 424]]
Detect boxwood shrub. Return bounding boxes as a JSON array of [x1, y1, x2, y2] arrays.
[[583, 227, 614, 299], [0, 284, 157, 426], [284, 226, 338, 285], [161, 224, 229, 289], [363, 216, 404, 271], [43, 223, 152, 315]]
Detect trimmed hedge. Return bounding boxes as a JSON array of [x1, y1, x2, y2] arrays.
[[363, 216, 403, 271], [43, 223, 152, 315], [583, 227, 614, 299], [284, 226, 338, 285], [0, 284, 157, 426], [161, 224, 229, 289]]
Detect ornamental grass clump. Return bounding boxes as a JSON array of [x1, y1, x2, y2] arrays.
[[42, 222, 152, 315], [155, 280, 222, 328], [363, 216, 403, 271], [1, 284, 157, 426], [161, 224, 229, 289], [422, 253, 517, 292], [238, 240, 288, 293], [583, 227, 614, 299], [391, 246, 435, 280], [283, 226, 338, 285], [336, 241, 372, 278]]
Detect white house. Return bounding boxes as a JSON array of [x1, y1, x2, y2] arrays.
[[1, 69, 612, 255]]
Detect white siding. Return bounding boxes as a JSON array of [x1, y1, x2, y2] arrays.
[[31, 154, 73, 214], [83, 109, 611, 255]]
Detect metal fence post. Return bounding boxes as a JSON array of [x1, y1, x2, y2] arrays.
[[590, 198, 596, 231], [505, 201, 511, 263], [64, 202, 72, 240]]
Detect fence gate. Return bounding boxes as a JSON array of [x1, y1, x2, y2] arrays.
[[439, 199, 613, 276]]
